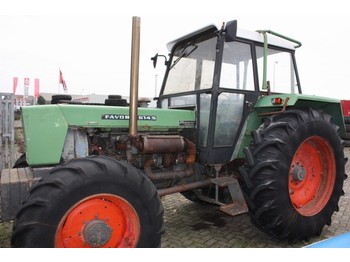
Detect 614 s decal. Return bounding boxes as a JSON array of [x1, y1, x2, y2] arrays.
[[102, 114, 157, 121]]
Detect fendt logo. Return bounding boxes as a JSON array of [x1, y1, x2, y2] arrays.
[[102, 114, 157, 121]]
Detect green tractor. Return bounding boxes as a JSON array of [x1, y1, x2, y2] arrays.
[[5, 17, 347, 247]]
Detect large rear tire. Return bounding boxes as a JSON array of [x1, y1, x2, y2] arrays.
[[51, 94, 72, 104], [11, 156, 164, 248], [345, 116, 350, 125], [239, 109, 347, 242]]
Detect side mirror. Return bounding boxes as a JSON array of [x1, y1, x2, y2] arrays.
[[150, 53, 169, 68], [151, 53, 159, 68], [225, 20, 237, 42]]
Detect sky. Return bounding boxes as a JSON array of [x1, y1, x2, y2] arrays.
[[1, 0, 350, 100]]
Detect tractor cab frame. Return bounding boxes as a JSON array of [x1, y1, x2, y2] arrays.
[[154, 20, 302, 164]]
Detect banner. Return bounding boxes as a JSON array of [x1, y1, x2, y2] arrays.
[[24, 77, 30, 98], [13, 77, 18, 94], [34, 79, 40, 98], [24, 77, 29, 86]]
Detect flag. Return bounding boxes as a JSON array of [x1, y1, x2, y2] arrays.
[[34, 79, 40, 98], [13, 77, 18, 94], [59, 69, 67, 91]]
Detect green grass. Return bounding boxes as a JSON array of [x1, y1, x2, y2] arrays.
[[0, 222, 13, 248]]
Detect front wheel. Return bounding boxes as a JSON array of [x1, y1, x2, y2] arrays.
[[11, 156, 164, 248], [239, 109, 347, 242]]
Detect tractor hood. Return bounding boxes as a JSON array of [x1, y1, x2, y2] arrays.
[[21, 104, 195, 166]]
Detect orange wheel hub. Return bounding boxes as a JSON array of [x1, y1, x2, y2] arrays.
[[289, 136, 336, 216], [55, 194, 140, 247]]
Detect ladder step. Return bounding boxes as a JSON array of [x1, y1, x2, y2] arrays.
[[212, 176, 249, 217], [220, 202, 248, 217], [210, 176, 238, 187]]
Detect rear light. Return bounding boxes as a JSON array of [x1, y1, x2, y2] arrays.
[[271, 97, 283, 105]]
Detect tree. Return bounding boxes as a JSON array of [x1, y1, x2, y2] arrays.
[[37, 95, 46, 105]]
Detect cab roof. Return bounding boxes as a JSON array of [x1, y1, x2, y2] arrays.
[[166, 21, 297, 52]]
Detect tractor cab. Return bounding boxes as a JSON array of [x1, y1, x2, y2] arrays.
[[154, 20, 301, 164]]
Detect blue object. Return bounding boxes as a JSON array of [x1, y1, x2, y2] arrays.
[[306, 232, 350, 248]]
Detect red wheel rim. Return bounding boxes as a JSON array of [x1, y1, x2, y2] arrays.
[[55, 194, 140, 248], [289, 136, 336, 216]]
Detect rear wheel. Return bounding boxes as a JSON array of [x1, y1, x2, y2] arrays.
[[11, 156, 164, 248], [51, 94, 72, 104], [341, 119, 350, 147], [108, 95, 122, 100], [239, 109, 346, 242], [345, 116, 350, 125], [105, 98, 128, 106], [344, 140, 350, 147], [346, 123, 350, 132], [341, 132, 350, 140]]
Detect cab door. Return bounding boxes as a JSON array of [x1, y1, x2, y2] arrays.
[[198, 40, 259, 164]]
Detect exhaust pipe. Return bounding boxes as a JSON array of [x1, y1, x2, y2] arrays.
[[129, 16, 141, 138]]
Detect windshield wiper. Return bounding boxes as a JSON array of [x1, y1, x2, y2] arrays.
[[170, 42, 198, 69]]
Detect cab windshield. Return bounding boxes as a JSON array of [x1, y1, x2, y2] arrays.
[[163, 36, 218, 95]]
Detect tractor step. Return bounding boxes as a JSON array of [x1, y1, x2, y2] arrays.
[[211, 176, 238, 187], [219, 202, 248, 216], [211, 176, 248, 217]]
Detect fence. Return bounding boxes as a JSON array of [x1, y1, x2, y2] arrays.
[[0, 93, 15, 171]]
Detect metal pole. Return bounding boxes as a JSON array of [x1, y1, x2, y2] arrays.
[[129, 16, 141, 138], [0, 95, 3, 170], [154, 74, 158, 97], [158, 180, 212, 197], [0, 93, 15, 170], [9, 95, 15, 168]]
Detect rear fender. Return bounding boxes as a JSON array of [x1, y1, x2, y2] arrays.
[[254, 94, 345, 135], [233, 94, 345, 159]]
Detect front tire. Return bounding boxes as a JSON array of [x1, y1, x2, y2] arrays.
[[11, 156, 164, 248], [239, 109, 346, 242]]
